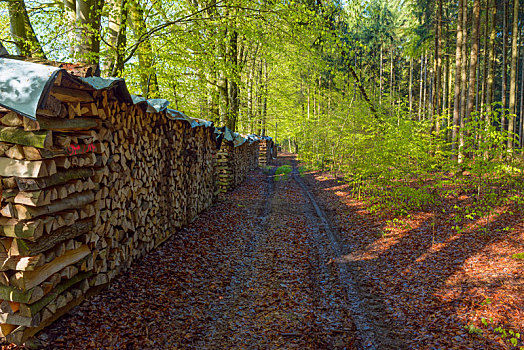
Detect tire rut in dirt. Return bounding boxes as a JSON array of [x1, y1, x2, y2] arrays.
[[204, 159, 355, 349], [292, 160, 407, 350]]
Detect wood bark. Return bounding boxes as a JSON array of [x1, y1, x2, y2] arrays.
[[507, 0, 519, 151]]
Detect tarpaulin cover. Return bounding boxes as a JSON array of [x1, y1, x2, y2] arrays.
[[80, 76, 133, 104], [0, 58, 241, 137], [0, 58, 60, 119], [215, 126, 248, 148], [146, 99, 170, 113]]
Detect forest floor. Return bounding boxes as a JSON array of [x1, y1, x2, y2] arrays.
[[304, 158, 524, 350], [5, 153, 523, 349]]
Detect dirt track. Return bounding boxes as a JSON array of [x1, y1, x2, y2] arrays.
[[25, 153, 409, 349]]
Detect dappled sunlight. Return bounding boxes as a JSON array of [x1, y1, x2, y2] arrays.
[[302, 166, 524, 349]]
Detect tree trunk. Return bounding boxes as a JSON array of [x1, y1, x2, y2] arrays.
[[8, 0, 46, 58], [379, 46, 383, 105], [507, 0, 519, 152], [466, 0, 481, 127], [459, 0, 468, 162], [226, 30, 239, 131], [486, 0, 496, 120], [480, 1, 489, 116], [435, 0, 443, 132], [418, 54, 424, 121], [409, 56, 413, 116], [453, 0, 464, 156], [129, 0, 159, 97], [107, 0, 128, 76], [520, 31, 524, 148], [502, 0, 509, 130], [74, 0, 103, 64]]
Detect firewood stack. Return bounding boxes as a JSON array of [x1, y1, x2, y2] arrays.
[[216, 133, 260, 193], [217, 142, 234, 193], [258, 138, 275, 166], [0, 57, 242, 345], [0, 76, 106, 344], [230, 140, 259, 188]]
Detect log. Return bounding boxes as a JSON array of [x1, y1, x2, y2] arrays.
[[0, 311, 40, 327], [15, 168, 95, 191], [0, 285, 43, 303], [50, 87, 94, 103], [0, 112, 22, 127], [36, 95, 61, 117], [22, 146, 67, 160], [0, 158, 55, 178], [0, 127, 51, 148], [18, 272, 91, 318], [35, 116, 100, 132], [13, 190, 51, 207], [10, 245, 90, 291], [12, 191, 94, 220], [0, 218, 45, 241], [5, 145, 24, 160], [0, 254, 44, 271], [11, 218, 94, 256]]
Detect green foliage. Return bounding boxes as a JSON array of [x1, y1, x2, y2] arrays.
[[465, 324, 483, 335], [275, 165, 292, 181], [511, 253, 524, 260]]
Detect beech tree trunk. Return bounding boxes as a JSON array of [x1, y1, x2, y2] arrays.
[[452, 0, 464, 155], [507, 0, 519, 151], [8, 0, 46, 58]]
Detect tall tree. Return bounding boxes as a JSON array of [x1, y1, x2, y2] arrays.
[[7, 0, 46, 58], [452, 0, 464, 155], [507, 0, 519, 151]]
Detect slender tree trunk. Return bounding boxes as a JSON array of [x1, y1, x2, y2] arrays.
[[486, 0, 496, 120], [379, 46, 383, 105], [8, 0, 46, 58], [520, 33, 524, 148], [480, 1, 489, 116], [409, 56, 413, 116], [389, 48, 394, 107], [423, 52, 428, 119], [502, 0, 509, 130], [227, 30, 239, 131], [453, 0, 463, 154], [435, 0, 443, 132], [107, 0, 127, 76], [459, 0, 468, 162], [75, 0, 104, 64], [418, 54, 424, 121], [129, 0, 158, 97], [507, 0, 519, 152], [464, 0, 481, 159]]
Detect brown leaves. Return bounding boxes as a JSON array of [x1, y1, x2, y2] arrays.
[[305, 169, 524, 350]]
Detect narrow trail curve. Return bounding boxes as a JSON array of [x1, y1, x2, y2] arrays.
[[34, 154, 402, 349]]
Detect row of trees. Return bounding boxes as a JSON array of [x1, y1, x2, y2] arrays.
[[1, 0, 300, 133], [3, 0, 524, 171]]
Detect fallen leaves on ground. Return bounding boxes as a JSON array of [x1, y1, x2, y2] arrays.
[[303, 167, 524, 350]]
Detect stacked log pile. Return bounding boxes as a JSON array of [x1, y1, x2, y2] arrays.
[[0, 57, 271, 345], [0, 81, 104, 343], [0, 65, 220, 344], [258, 138, 275, 166], [217, 142, 234, 193], [216, 136, 260, 193]]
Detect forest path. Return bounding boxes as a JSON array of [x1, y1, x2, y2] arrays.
[[32, 154, 401, 349]]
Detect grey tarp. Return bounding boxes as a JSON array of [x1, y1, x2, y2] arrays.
[[79, 76, 133, 104], [0, 58, 60, 119], [0, 57, 223, 136]]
